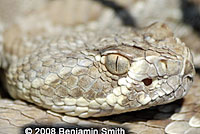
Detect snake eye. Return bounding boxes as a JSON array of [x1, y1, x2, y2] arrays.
[[105, 54, 130, 75]]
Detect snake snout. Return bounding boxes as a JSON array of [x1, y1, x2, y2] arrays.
[[183, 59, 195, 79], [181, 59, 195, 95]]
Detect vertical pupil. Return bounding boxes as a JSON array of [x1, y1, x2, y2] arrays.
[[105, 54, 130, 75], [115, 56, 119, 72]]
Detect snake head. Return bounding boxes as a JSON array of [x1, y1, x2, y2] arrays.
[[91, 23, 196, 117], [6, 22, 195, 118]]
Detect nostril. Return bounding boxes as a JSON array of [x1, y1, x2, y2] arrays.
[[142, 78, 153, 86], [186, 76, 193, 81], [184, 60, 194, 76]]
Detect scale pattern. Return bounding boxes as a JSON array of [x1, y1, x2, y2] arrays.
[[0, 0, 197, 133]]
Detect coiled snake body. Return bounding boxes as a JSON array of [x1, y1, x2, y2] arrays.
[[0, 0, 197, 133]]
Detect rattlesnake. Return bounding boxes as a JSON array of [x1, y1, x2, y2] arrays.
[[0, 0, 199, 134]]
